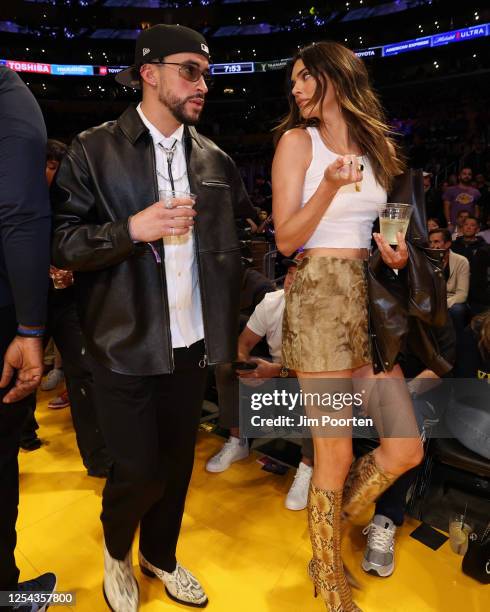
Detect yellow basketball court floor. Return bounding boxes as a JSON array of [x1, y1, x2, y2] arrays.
[[16, 391, 485, 611]]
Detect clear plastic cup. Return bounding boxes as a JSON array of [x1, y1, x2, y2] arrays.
[[158, 190, 196, 210], [448, 514, 472, 555], [377, 202, 413, 245]]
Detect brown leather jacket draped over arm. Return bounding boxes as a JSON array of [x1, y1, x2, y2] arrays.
[[368, 169, 453, 375]]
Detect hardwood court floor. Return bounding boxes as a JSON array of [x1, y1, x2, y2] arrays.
[[16, 389, 485, 612]]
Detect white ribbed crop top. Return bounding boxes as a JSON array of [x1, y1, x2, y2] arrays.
[[302, 127, 387, 249]]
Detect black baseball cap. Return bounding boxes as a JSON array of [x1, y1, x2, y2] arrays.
[[115, 24, 210, 89]]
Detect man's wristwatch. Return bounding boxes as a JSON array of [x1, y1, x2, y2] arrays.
[[279, 366, 289, 378]]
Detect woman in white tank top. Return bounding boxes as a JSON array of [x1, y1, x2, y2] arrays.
[[271, 42, 423, 611]]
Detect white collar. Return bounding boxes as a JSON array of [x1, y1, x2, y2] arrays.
[[136, 103, 184, 145]]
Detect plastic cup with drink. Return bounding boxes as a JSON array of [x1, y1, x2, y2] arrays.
[[377, 202, 413, 246]]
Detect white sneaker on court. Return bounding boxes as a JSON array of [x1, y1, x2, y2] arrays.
[[205, 437, 249, 473], [285, 462, 313, 511]]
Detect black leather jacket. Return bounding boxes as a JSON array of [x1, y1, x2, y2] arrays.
[[52, 105, 255, 375], [369, 170, 452, 375]]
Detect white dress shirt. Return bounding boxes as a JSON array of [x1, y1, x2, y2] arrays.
[[136, 103, 204, 348]]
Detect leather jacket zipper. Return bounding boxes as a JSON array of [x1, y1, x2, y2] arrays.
[[149, 142, 175, 372], [202, 180, 231, 189]]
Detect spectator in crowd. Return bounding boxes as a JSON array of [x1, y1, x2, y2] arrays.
[[239, 258, 275, 321], [449, 310, 490, 460], [206, 258, 314, 511], [429, 228, 470, 334], [46, 139, 111, 475], [454, 310, 490, 381], [451, 209, 470, 240], [360, 314, 456, 577], [427, 217, 439, 232], [43, 141, 70, 406], [443, 167, 481, 230], [0, 65, 56, 607], [452, 216, 487, 267]]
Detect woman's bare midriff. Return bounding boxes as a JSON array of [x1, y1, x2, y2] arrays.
[[303, 247, 369, 261]]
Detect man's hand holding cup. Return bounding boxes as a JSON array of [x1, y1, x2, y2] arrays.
[[129, 191, 197, 242]]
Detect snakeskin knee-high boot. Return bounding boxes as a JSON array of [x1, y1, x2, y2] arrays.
[[307, 482, 361, 612], [342, 451, 398, 522]]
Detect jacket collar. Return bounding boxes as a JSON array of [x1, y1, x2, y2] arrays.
[[117, 104, 203, 148]]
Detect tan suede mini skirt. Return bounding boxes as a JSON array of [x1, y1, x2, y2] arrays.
[[282, 256, 371, 372]]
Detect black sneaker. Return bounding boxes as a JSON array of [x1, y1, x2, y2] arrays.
[[14, 572, 57, 611]]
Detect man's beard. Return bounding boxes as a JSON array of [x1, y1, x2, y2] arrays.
[[159, 90, 204, 125], [460, 177, 471, 185]]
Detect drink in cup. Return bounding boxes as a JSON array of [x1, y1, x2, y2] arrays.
[[159, 190, 196, 210], [448, 514, 472, 555], [377, 203, 413, 246], [158, 190, 196, 239]]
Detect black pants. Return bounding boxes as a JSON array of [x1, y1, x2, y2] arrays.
[[375, 466, 419, 526], [91, 340, 208, 572], [0, 305, 30, 591], [21, 289, 109, 471], [49, 290, 108, 471]]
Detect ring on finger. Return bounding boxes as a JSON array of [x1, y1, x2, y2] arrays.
[[171, 227, 175, 236]]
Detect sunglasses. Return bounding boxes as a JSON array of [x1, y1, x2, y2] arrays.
[[150, 61, 213, 85]]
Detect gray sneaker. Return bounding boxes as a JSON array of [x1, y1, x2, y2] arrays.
[[361, 514, 396, 577]]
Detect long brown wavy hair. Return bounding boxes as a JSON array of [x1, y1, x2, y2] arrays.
[[274, 41, 405, 191]]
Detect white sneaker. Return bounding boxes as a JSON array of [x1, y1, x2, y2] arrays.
[[139, 552, 208, 608], [285, 462, 313, 510], [40, 368, 64, 391], [361, 514, 397, 577], [103, 541, 139, 612], [205, 437, 249, 473]]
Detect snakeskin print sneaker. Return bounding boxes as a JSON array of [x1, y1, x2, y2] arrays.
[[139, 551, 208, 608]]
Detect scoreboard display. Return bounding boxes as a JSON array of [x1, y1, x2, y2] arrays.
[[211, 62, 255, 75]]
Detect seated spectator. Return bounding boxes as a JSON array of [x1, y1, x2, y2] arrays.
[[454, 310, 490, 380], [443, 167, 481, 231], [449, 310, 490, 460], [452, 216, 487, 266], [451, 209, 470, 240], [206, 258, 314, 511], [360, 313, 456, 578], [429, 228, 470, 335], [427, 217, 440, 232]]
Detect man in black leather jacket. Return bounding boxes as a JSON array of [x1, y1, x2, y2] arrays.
[[52, 25, 254, 611]]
